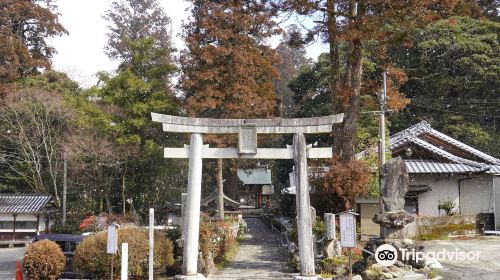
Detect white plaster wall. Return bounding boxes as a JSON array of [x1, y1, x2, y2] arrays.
[[460, 176, 493, 215], [494, 176, 500, 231], [0, 213, 47, 232], [413, 174, 460, 217], [413, 174, 493, 217]]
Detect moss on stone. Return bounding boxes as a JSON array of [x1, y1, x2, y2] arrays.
[[418, 223, 476, 240]]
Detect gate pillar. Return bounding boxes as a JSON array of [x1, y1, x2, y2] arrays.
[[178, 133, 205, 279], [293, 133, 318, 279]]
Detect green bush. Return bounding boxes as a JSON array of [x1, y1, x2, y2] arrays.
[[438, 199, 456, 216], [24, 239, 66, 280], [73, 226, 174, 278]]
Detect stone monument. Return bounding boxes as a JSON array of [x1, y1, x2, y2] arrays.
[[373, 157, 415, 239]]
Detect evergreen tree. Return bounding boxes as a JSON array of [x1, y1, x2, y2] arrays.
[[180, 0, 281, 212], [390, 17, 500, 156], [104, 0, 172, 64], [274, 25, 312, 117], [0, 0, 66, 95], [180, 0, 281, 121]]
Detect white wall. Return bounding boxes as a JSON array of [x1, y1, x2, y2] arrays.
[[0, 213, 50, 233], [493, 176, 500, 231], [461, 176, 494, 215], [413, 174, 493, 217], [415, 174, 460, 216]]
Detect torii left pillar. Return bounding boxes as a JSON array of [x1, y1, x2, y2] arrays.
[[177, 133, 205, 279]]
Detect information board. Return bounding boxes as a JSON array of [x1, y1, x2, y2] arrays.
[[107, 224, 118, 254], [339, 212, 356, 248]]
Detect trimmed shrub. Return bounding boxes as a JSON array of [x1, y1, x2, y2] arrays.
[[24, 239, 66, 280], [73, 226, 174, 278]]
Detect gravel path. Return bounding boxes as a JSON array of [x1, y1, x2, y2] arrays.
[[423, 237, 500, 280], [211, 217, 292, 280]]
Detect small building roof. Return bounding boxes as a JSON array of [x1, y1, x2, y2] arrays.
[[389, 121, 500, 174], [0, 194, 53, 214], [237, 167, 272, 185]]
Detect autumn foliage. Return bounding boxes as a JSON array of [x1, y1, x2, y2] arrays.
[[24, 239, 66, 280], [312, 159, 370, 214]]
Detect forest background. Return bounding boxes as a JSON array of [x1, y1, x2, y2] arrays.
[[0, 0, 498, 226]]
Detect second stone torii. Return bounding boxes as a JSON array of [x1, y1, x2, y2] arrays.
[[151, 113, 344, 280]]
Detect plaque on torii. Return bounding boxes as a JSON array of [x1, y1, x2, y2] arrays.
[[151, 112, 343, 280]]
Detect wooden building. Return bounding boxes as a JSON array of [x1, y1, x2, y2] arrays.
[[0, 194, 56, 242]]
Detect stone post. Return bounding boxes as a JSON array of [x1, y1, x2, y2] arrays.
[[293, 133, 320, 279], [177, 133, 205, 279], [324, 213, 341, 257]]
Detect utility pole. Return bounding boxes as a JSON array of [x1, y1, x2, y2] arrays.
[[378, 71, 387, 215]]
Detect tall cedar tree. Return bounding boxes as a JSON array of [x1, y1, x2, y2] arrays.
[[0, 0, 66, 96], [181, 0, 281, 123], [274, 25, 312, 118], [180, 0, 281, 209], [104, 0, 172, 64], [280, 0, 478, 211]]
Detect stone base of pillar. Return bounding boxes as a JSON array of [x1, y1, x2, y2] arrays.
[[293, 276, 323, 280], [174, 274, 205, 280]]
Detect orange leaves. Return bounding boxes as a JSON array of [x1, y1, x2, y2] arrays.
[[316, 158, 371, 211], [24, 240, 66, 280]]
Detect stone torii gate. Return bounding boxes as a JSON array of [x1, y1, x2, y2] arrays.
[[152, 113, 343, 280]]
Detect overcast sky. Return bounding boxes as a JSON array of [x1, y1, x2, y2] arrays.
[[50, 0, 328, 87]]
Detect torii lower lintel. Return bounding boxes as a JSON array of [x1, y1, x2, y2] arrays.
[[164, 146, 333, 159]]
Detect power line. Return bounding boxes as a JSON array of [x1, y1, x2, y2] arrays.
[[407, 103, 500, 118]]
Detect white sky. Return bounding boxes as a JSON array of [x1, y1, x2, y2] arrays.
[[50, 0, 328, 87]]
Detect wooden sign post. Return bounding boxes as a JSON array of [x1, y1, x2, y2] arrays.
[[149, 208, 154, 280], [107, 223, 119, 280], [339, 211, 359, 280]]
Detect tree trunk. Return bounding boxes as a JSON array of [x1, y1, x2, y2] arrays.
[[122, 169, 127, 215], [217, 158, 224, 220], [106, 191, 113, 214], [340, 39, 363, 163], [62, 152, 67, 226], [339, 1, 364, 163], [327, 0, 343, 157]]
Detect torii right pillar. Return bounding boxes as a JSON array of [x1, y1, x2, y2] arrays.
[[293, 133, 321, 280]]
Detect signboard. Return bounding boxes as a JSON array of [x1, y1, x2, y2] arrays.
[[107, 223, 118, 254], [339, 212, 358, 248], [261, 185, 274, 195], [238, 125, 257, 154]]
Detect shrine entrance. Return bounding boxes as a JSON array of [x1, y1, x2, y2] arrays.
[[151, 113, 343, 280]]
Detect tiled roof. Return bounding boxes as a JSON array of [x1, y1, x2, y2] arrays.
[[389, 121, 500, 174], [391, 121, 500, 165], [0, 194, 53, 214], [407, 137, 485, 168], [404, 160, 499, 174]]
